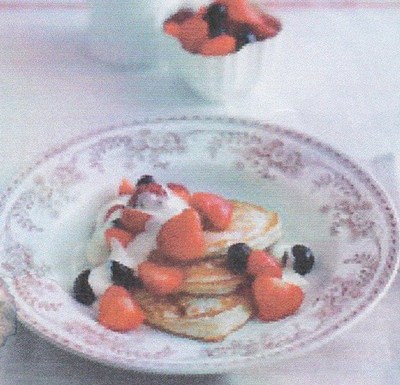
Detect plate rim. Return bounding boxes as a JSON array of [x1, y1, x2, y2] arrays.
[[0, 115, 399, 374]]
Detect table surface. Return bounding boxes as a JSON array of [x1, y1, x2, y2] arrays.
[[0, 2, 400, 384]]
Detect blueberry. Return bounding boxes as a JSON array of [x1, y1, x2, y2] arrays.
[[73, 269, 96, 305], [235, 26, 257, 51], [136, 175, 155, 186], [204, 3, 228, 38], [209, 24, 227, 38], [227, 243, 252, 274], [111, 261, 143, 290], [292, 244, 315, 275], [111, 218, 124, 229]]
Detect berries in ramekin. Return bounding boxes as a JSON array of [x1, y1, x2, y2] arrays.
[[163, 0, 281, 56]]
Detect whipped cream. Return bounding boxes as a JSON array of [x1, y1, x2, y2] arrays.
[[86, 195, 130, 266], [85, 186, 188, 296]]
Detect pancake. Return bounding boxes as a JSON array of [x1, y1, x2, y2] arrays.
[[150, 200, 282, 296], [180, 257, 247, 295], [203, 200, 281, 257], [135, 290, 254, 342]]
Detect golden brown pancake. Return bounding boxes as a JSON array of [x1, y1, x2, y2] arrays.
[[135, 290, 254, 342]]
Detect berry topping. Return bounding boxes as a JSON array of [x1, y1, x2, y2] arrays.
[[164, 7, 195, 24], [247, 250, 282, 278], [157, 208, 206, 261], [98, 286, 145, 332], [164, 0, 281, 56], [111, 261, 142, 290], [218, 0, 250, 21], [204, 3, 228, 38], [234, 25, 257, 51], [253, 12, 282, 39], [111, 218, 124, 229], [190, 192, 233, 231], [227, 242, 252, 274], [118, 178, 135, 195], [252, 275, 304, 321], [163, 21, 181, 38], [120, 208, 151, 235], [179, 13, 209, 53], [73, 269, 96, 305], [136, 175, 155, 186], [138, 261, 184, 295], [292, 244, 315, 275], [104, 204, 125, 222], [167, 182, 191, 203], [105, 227, 134, 249], [128, 183, 167, 207], [200, 35, 236, 56]]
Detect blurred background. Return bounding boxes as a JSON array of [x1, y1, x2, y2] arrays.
[[0, 0, 399, 187]]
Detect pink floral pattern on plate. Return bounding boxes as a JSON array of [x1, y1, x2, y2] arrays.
[[0, 116, 398, 374]]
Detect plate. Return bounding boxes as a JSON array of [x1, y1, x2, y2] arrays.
[[0, 116, 398, 374]]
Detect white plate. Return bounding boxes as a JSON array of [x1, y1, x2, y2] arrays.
[[0, 116, 398, 374]]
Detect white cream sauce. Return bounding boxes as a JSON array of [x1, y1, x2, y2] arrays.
[[86, 187, 188, 296]]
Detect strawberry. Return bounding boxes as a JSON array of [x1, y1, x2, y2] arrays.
[[167, 182, 191, 203], [104, 204, 125, 222], [164, 8, 195, 24], [196, 5, 208, 17], [98, 285, 145, 332], [128, 183, 167, 207], [220, 0, 270, 37], [253, 275, 304, 321], [190, 192, 233, 231], [120, 208, 151, 235], [105, 227, 133, 249], [164, 21, 181, 38], [250, 11, 282, 40], [138, 261, 184, 295], [200, 35, 236, 56], [219, 0, 254, 21], [178, 13, 209, 53], [247, 250, 282, 278], [157, 208, 206, 261], [118, 178, 135, 195]]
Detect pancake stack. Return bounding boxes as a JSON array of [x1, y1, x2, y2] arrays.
[[135, 200, 282, 341]]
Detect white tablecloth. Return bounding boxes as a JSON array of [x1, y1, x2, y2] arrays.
[[0, 4, 399, 384]]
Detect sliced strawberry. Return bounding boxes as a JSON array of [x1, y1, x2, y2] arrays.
[[200, 35, 236, 56], [219, 0, 254, 22], [157, 208, 206, 261], [163, 21, 181, 38], [104, 204, 125, 222], [164, 8, 195, 25], [118, 178, 135, 195], [128, 183, 167, 207], [98, 285, 145, 332], [190, 192, 233, 231], [249, 10, 282, 40], [196, 5, 208, 17], [253, 275, 304, 321], [178, 13, 209, 53], [247, 250, 282, 278], [120, 208, 151, 235], [138, 261, 184, 295], [105, 227, 133, 249], [167, 182, 191, 203]]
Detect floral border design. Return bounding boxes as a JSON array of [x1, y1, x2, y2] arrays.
[[0, 116, 397, 373]]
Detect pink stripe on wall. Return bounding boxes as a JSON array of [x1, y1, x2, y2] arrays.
[[267, 0, 400, 7], [0, 0, 399, 9]]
